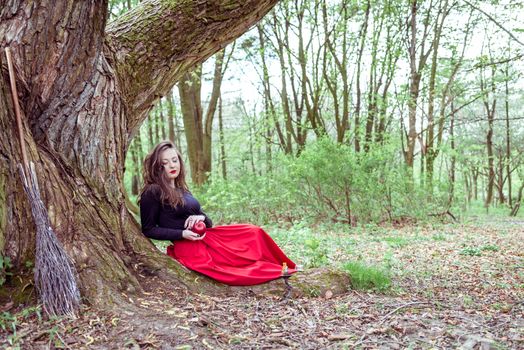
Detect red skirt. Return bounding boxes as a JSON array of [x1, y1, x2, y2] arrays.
[[166, 224, 297, 286]]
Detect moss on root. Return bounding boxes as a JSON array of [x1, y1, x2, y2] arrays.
[[290, 268, 352, 297], [233, 267, 352, 299], [0, 269, 36, 306]]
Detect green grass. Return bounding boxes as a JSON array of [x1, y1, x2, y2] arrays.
[[463, 200, 524, 219], [459, 246, 482, 256], [432, 233, 447, 241], [382, 236, 410, 248], [153, 239, 171, 252], [481, 244, 499, 252], [459, 243, 501, 257], [342, 261, 391, 292]]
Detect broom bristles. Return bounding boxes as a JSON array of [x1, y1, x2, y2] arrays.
[[18, 162, 81, 317]]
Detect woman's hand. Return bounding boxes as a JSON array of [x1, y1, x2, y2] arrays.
[[182, 230, 206, 241], [184, 215, 206, 230]]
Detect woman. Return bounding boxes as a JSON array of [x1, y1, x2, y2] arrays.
[[139, 141, 296, 286]]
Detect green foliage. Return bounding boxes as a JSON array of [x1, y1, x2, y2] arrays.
[[460, 243, 500, 256], [459, 246, 482, 256], [0, 254, 12, 286], [303, 237, 329, 268], [0, 306, 42, 347], [481, 244, 499, 252], [342, 261, 391, 292], [432, 233, 447, 241], [199, 138, 449, 227], [382, 236, 410, 248]]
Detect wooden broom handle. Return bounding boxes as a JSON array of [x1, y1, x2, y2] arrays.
[[5, 47, 29, 171]]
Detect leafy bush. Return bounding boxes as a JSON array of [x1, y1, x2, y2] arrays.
[[0, 254, 12, 286], [198, 138, 449, 227]]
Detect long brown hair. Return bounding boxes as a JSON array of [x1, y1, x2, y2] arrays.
[[139, 141, 189, 207]]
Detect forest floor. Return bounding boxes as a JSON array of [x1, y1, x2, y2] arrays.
[[1, 217, 523, 349]]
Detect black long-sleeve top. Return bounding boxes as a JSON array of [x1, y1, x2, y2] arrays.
[[139, 185, 213, 241]]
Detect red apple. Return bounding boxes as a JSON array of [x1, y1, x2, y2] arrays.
[[193, 221, 206, 235]]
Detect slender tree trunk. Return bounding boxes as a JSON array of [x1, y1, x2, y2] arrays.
[[321, 1, 351, 144], [420, 109, 425, 186], [504, 63, 512, 207], [406, 0, 419, 168], [354, 0, 370, 152], [147, 113, 155, 149], [406, 0, 433, 169], [179, 48, 226, 185], [258, 21, 280, 164], [473, 168, 479, 200], [258, 23, 288, 154], [482, 65, 496, 209], [496, 148, 505, 204], [376, 17, 401, 144], [464, 171, 471, 204], [270, 16, 295, 151], [364, 1, 383, 152], [154, 107, 161, 143], [297, 2, 324, 138], [448, 100, 456, 204], [218, 95, 227, 180], [167, 92, 177, 147], [426, 0, 449, 188], [510, 182, 524, 216], [178, 65, 205, 184], [159, 99, 166, 140]]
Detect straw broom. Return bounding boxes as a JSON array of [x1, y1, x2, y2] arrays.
[[5, 47, 81, 317]]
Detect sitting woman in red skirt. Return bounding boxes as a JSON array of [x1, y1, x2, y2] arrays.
[[139, 141, 297, 286]]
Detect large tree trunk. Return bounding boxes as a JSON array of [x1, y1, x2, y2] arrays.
[[178, 65, 206, 185], [0, 0, 281, 307], [178, 48, 225, 185]]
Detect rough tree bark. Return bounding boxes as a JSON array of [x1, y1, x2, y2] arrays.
[[1, 0, 350, 309]]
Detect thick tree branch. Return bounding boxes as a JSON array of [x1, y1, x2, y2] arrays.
[[105, 0, 279, 136]]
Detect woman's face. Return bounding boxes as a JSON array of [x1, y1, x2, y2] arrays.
[[159, 148, 181, 182]]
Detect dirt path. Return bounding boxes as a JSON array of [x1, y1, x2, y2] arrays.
[[1, 219, 522, 349]]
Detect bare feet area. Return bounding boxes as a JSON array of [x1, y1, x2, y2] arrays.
[[1, 219, 522, 349]]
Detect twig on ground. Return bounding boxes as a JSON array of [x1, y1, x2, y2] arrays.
[[379, 301, 433, 324]]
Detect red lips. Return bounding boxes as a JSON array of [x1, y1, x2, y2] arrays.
[[170, 170, 177, 174]]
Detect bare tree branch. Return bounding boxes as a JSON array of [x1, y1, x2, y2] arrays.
[[463, 0, 524, 47]]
